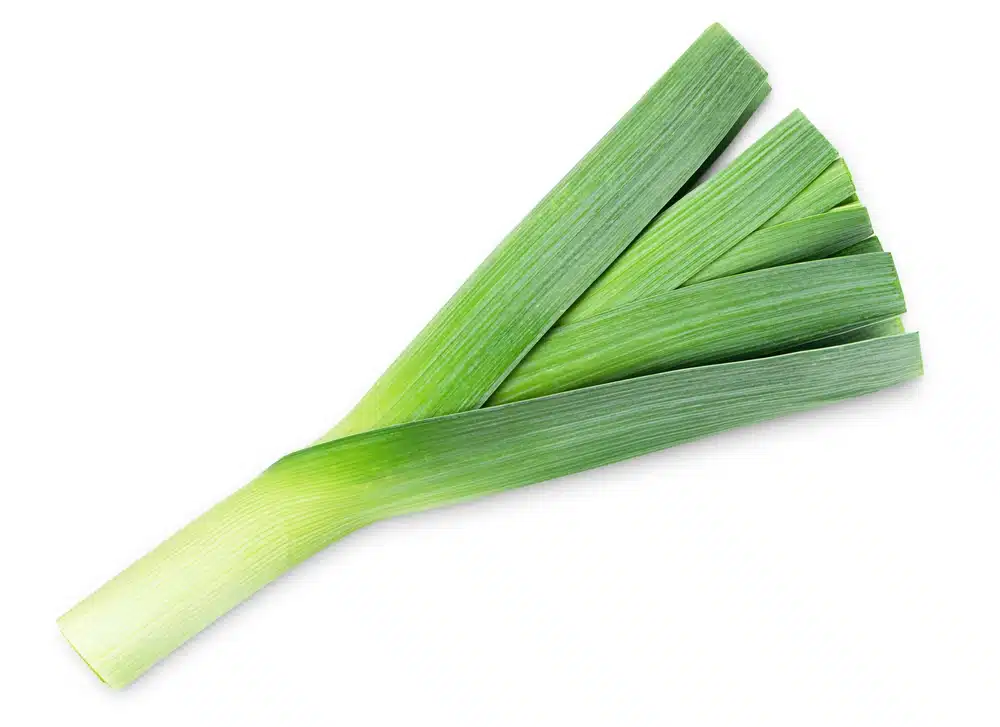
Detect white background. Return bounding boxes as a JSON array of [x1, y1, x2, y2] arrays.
[[1, 1, 997, 724]]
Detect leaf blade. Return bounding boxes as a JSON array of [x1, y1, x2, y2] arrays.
[[490, 253, 904, 404], [561, 110, 838, 322], [327, 25, 769, 440]]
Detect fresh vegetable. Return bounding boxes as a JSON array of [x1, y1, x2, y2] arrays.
[[57, 24, 922, 690]]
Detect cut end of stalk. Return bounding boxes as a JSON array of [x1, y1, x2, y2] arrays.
[[58, 617, 112, 688]]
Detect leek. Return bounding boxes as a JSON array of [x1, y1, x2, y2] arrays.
[[58, 335, 922, 688], [56, 23, 923, 693], [328, 24, 768, 440]]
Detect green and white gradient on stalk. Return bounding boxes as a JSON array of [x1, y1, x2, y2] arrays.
[[59, 335, 923, 688]]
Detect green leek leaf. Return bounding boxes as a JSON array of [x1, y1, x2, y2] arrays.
[[764, 157, 855, 227], [804, 317, 906, 349], [832, 235, 886, 257], [327, 24, 768, 440], [674, 80, 772, 200], [489, 253, 904, 404], [682, 202, 873, 285], [816, 236, 905, 344], [560, 109, 837, 322]]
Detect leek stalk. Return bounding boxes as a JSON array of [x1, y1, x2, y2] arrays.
[[59, 335, 923, 688]]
